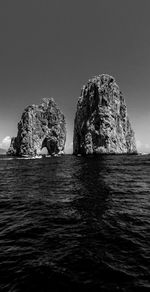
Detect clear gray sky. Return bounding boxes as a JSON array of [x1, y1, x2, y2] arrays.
[[0, 0, 150, 153]]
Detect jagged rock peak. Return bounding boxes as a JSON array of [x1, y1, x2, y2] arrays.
[[73, 74, 137, 155], [7, 97, 66, 157]]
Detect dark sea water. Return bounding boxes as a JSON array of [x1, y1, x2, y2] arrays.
[[0, 154, 150, 292]]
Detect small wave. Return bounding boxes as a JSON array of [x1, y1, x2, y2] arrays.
[[0, 157, 14, 160]]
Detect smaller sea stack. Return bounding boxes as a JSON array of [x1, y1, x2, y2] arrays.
[[73, 74, 137, 155], [8, 98, 66, 157]]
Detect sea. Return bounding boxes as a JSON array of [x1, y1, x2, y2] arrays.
[[0, 154, 150, 292]]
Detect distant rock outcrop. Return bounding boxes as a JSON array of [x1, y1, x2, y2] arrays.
[[8, 98, 66, 157], [73, 74, 137, 155], [0, 148, 6, 154]]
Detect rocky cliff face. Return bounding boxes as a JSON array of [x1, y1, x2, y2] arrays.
[[8, 98, 66, 156], [73, 74, 137, 155]]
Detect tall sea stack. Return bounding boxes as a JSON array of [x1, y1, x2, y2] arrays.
[[8, 97, 66, 156], [73, 74, 137, 155]]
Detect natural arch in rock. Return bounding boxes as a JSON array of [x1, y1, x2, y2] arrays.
[[41, 137, 60, 155]]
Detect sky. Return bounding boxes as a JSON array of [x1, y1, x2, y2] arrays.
[[0, 0, 150, 153]]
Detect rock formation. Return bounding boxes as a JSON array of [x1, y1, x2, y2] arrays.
[[73, 74, 137, 155], [8, 98, 66, 156]]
